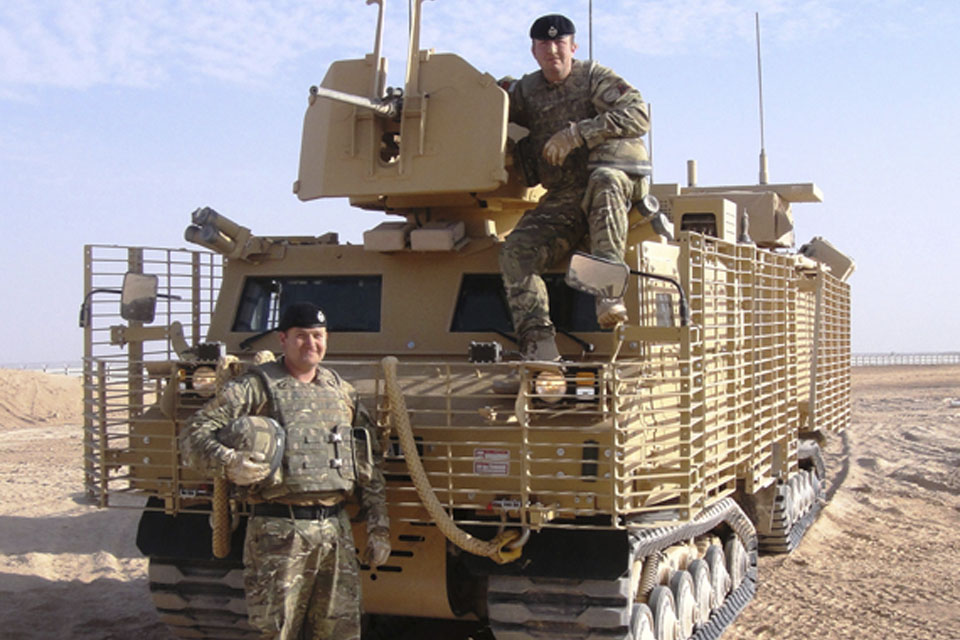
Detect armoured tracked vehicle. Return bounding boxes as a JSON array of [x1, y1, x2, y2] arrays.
[[81, 4, 853, 639]]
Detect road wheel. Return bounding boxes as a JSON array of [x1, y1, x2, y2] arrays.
[[669, 570, 696, 639], [724, 536, 748, 590], [685, 559, 712, 627], [704, 544, 729, 610], [648, 585, 679, 640], [630, 602, 656, 640]]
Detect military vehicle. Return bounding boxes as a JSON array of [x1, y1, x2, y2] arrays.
[[80, 3, 853, 639]]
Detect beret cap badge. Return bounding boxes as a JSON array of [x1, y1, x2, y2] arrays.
[[529, 14, 575, 40], [277, 301, 327, 331]]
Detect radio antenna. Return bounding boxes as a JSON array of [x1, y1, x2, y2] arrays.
[[367, 0, 385, 98], [756, 12, 769, 184], [588, 0, 594, 60]]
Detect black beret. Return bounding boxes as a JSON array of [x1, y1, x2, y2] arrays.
[[530, 14, 575, 40], [277, 302, 327, 332]]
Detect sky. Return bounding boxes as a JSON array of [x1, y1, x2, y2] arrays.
[[1, 0, 958, 364]]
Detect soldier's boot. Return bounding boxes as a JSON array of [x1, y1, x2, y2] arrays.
[[596, 297, 628, 329], [520, 328, 561, 362], [492, 329, 560, 395]]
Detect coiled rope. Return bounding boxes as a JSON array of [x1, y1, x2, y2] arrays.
[[381, 356, 521, 564]]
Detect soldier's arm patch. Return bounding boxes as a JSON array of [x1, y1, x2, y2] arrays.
[[602, 82, 634, 105], [602, 87, 621, 103]]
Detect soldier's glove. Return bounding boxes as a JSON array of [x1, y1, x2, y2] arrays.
[[543, 122, 583, 166], [222, 449, 271, 486], [363, 526, 392, 568]]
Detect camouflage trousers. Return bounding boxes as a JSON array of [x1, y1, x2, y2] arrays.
[[243, 509, 361, 640], [499, 167, 639, 340]]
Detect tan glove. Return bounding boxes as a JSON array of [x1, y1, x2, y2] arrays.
[[223, 449, 271, 486], [543, 122, 583, 166], [363, 526, 391, 568]]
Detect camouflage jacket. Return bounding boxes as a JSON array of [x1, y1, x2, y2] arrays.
[[509, 59, 649, 191], [180, 360, 389, 530]]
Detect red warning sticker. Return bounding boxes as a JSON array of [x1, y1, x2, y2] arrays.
[[474, 448, 510, 475]]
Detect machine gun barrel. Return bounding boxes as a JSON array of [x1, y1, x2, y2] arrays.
[[309, 85, 399, 119]]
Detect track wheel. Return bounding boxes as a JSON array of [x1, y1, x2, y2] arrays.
[[811, 465, 824, 492], [630, 602, 656, 640], [778, 481, 795, 529], [685, 559, 712, 627], [648, 585, 679, 640], [703, 544, 729, 610], [669, 570, 696, 639], [724, 537, 748, 590], [789, 475, 804, 520], [803, 471, 816, 510], [796, 473, 811, 513]]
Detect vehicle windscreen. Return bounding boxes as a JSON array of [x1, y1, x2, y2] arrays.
[[232, 275, 382, 332], [450, 273, 600, 333]]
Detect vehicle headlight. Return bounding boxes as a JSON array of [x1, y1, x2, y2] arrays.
[[533, 370, 566, 404], [191, 365, 218, 395]]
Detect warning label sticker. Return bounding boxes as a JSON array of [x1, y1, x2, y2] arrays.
[[474, 448, 510, 475]]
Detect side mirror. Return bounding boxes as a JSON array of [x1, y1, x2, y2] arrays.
[[565, 252, 628, 298], [121, 273, 159, 323]]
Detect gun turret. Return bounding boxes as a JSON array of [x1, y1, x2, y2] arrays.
[[293, 0, 537, 210]]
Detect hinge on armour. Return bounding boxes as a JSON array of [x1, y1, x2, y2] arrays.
[[328, 431, 343, 443], [329, 459, 343, 468]]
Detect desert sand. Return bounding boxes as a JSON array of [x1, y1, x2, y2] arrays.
[[0, 365, 958, 639]]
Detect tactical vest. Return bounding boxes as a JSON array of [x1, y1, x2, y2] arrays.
[[514, 59, 597, 191], [249, 361, 368, 501]]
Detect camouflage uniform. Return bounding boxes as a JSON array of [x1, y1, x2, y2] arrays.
[[181, 360, 388, 640], [502, 59, 649, 343]]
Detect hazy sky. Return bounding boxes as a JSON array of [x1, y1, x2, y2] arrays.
[[1, 0, 958, 364]]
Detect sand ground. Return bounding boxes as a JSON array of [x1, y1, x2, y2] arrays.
[[0, 366, 958, 639]]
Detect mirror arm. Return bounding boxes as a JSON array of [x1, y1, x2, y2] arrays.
[[239, 329, 276, 351], [630, 270, 691, 327], [78, 288, 122, 327]]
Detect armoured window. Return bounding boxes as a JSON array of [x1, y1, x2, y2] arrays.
[[450, 273, 600, 333], [232, 276, 382, 332]]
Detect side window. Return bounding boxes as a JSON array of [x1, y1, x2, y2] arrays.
[[232, 276, 382, 332], [450, 274, 513, 333], [450, 274, 600, 333]]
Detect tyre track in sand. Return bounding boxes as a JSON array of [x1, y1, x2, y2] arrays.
[[726, 365, 960, 640]]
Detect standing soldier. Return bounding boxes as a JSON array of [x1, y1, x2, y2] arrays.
[[501, 13, 652, 360], [180, 302, 390, 640]]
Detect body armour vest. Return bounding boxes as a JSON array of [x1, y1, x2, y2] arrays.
[[512, 60, 597, 191], [250, 361, 358, 500]]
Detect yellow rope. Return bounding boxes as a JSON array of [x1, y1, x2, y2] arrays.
[[211, 477, 231, 558], [381, 356, 522, 564], [210, 352, 249, 560]]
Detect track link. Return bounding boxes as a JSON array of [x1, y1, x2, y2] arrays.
[[148, 557, 258, 639], [690, 574, 756, 640], [758, 442, 827, 554], [757, 488, 824, 554], [488, 575, 633, 639], [487, 498, 758, 640]]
